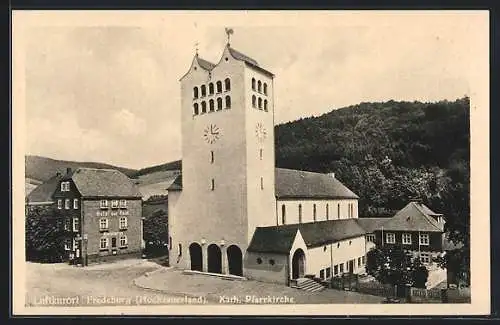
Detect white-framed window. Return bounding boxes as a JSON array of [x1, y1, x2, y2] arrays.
[[366, 234, 376, 242], [111, 200, 119, 208], [72, 217, 79, 232], [61, 181, 70, 192], [99, 218, 109, 231], [73, 198, 79, 209], [119, 234, 128, 247], [420, 252, 431, 263], [386, 232, 396, 244], [419, 233, 430, 246], [65, 199, 70, 209], [110, 211, 118, 217], [64, 238, 72, 250], [57, 199, 62, 209], [64, 218, 70, 231], [402, 233, 412, 245], [119, 210, 129, 216], [100, 237, 109, 250], [100, 200, 109, 209], [119, 217, 128, 230]]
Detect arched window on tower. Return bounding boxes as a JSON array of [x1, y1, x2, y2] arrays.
[[258, 98, 262, 109], [224, 78, 231, 91], [281, 204, 286, 225], [225, 96, 231, 109], [217, 98, 223, 110], [263, 83, 268, 95], [298, 204, 302, 223], [313, 204, 317, 221], [201, 85, 207, 97], [209, 82, 214, 95], [257, 80, 262, 93], [252, 78, 256, 90], [201, 101, 207, 114], [264, 100, 268, 112], [193, 87, 199, 99], [193, 103, 199, 115], [326, 204, 329, 220], [216, 81, 222, 93], [209, 99, 215, 112], [252, 95, 256, 108]]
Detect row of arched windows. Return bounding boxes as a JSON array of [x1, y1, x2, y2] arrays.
[[280, 203, 349, 225], [193, 78, 231, 99], [193, 96, 231, 115], [251, 78, 268, 96], [252, 95, 268, 111]]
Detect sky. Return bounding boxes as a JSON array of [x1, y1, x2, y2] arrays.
[[19, 11, 487, 169]]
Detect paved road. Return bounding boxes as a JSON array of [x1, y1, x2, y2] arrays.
[[25, 259, 202, 307]]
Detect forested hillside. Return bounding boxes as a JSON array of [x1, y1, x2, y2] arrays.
[[275, 97, 470, 244]]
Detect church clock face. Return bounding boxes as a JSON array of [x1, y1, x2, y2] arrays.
[[255, 122, 267, 143], [203, 124, 221, 144]]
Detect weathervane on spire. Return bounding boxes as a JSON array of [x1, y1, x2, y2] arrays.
[[195, 41, 199, 55], [225, 27, 234, 46]]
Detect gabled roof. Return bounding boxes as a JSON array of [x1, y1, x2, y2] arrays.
[[167, 174, 183, 191], [247, 219, 367, 254], [69, 168, 142, 198], [275, 168, 359, 199], [196, 56, 216, 71], [27, 174, 62, 204], [356, 217, 392, 233], [166, 168, 358, 200], [228, 46, 259, 66], [379, 202, 444, 232]]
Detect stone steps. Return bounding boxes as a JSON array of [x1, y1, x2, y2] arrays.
[[291, 278, 326, 293]]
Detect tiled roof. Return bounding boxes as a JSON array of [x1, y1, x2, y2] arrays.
[[166, 168, 358, 199], [228, 47, 259, 66], [167, 175, 183, 191], [380, 202, 444, 232], [70, 168, 142, 198], [275, 168, 359, 199], [247, 219, 367, 254], [26, 174, 62, 203], [196, 56, 216, 71], [356, 217, 392, 233]]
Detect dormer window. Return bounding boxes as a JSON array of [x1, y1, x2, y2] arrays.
[[60, 181, 70, 192]]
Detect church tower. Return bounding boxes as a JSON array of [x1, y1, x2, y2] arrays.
[[169, 31, 276, 276]]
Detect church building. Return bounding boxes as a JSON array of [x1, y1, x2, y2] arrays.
[[168, 32, 367, 286]]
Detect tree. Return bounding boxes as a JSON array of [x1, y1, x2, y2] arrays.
[[25, 206, 66, 263], [143, 208, 168, 245], [366, 244, 429, 289]]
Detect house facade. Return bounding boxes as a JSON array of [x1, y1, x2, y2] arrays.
[[357, 201, 445, 264], [52, 167, 143, 265], [167, 37, 367, 286]]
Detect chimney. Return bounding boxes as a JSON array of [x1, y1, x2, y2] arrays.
[[66, 167, 72, 175]]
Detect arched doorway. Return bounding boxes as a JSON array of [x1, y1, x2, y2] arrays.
[[189, 243, 202, 271], [227, 245, 243, 276], [207, 244, 222, 273], [292, 249, 306, 279]]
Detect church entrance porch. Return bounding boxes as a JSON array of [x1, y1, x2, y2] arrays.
[[291, 248, 306, 280], [189, 243, 203, 272], [207, 244, 222, 274], [227, 245, 243, 276]]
